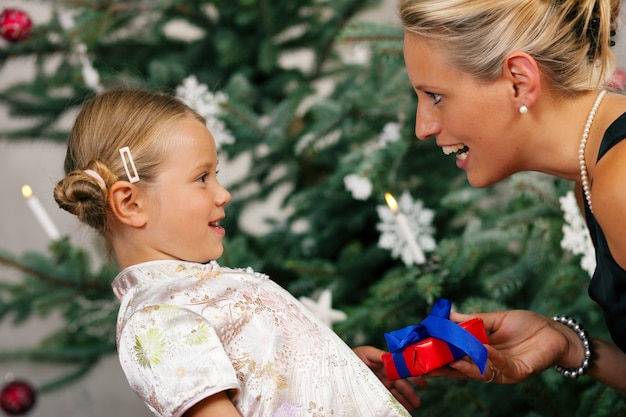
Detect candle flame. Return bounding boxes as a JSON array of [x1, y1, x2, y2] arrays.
[[384, 192, 398, 212], [22, 184, 33, 199]]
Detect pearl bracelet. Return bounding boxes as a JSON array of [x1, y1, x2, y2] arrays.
[[552, 315, 592, 378]]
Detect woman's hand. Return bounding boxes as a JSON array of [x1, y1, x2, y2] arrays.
[[353, 345, 427, 411], [427, 310, 572, 384]]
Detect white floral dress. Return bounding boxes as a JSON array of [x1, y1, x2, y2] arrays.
[[112, 260, 410, 417]]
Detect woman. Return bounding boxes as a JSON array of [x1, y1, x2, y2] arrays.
[[399, 0, 626, 393]]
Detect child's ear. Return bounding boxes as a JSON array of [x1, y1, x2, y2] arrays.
[[109, 181, 147, 227], [503, 51, 541, 109]]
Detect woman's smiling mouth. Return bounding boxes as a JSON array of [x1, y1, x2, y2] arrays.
[[442, 143, 469, 160]]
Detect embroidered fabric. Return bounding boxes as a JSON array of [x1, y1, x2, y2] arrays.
[[112, 260, 410, 417]]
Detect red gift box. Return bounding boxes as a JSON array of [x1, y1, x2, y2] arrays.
[[382, 318, 489, 380]]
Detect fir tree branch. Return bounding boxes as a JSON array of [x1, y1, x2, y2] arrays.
[[516, 181, 561, 209], [39, 362, 96, 394], [310, 0, 371, 79], [0, 253, 74, 288]]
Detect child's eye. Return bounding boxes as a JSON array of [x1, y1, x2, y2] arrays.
[[428, 93, 442, 105], [197, 173, 208, 183]]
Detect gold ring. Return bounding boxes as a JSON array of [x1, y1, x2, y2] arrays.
[[485, 366, 497, 384]]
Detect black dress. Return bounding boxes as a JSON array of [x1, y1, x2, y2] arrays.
[[584, 112, 626, 353]]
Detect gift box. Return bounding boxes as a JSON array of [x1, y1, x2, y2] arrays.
[[382, 299, 489, 381]]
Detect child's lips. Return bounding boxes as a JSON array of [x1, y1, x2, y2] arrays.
[[209, 221, 226, 236]]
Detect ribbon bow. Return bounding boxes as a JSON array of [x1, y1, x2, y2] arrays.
[[384, 298, 488, 378]]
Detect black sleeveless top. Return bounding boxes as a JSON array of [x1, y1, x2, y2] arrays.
[[584, 112, 626, 353]]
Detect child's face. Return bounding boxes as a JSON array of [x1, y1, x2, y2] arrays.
[[141, 116, 231, 263]]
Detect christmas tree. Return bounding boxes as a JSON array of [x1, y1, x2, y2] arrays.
[[1, 1, 624, 416]]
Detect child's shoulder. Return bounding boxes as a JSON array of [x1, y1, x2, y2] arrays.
[[216, 263, 269, 281], [113, 260, 271, 298]]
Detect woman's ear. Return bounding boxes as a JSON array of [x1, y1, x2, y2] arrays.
[[109, 181, 147, 228], [503, 51, 541, 109]]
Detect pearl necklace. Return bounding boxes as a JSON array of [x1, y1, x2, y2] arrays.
[[579, 90, 606, 214]]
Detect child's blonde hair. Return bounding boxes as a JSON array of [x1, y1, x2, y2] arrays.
[[54, 87, 205, 234]]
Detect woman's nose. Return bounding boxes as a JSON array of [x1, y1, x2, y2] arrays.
[[414, 106, 440, 140]]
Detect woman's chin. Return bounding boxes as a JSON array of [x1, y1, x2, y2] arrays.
[[466, 173, 498, 189]]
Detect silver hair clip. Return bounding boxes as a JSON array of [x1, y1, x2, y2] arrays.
[[119, 146, 140, 183]]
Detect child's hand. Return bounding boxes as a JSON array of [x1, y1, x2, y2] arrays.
[[353, 345, 427, 412]]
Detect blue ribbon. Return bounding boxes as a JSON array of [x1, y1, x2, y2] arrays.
[[384, 298, 487, 378]]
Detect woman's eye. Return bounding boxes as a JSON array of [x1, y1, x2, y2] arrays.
[[428, 93, 442, 105]]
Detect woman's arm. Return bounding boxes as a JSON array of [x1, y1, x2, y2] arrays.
[[430, 311, 626, 395], [586, 337, 626, 395]]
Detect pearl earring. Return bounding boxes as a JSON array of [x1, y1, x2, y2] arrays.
[[519, 104, 528, 114]]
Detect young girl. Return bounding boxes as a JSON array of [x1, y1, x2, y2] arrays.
[[53, 87, 421, 417], [398, 0, 626, 394]]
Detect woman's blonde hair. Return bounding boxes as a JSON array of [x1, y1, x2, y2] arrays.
[[54, 87, 205, 234], [399, 0, 620, 94]]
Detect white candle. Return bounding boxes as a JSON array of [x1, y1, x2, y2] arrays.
[[22, 185, 60, 240], [385, 192, 425, 265]]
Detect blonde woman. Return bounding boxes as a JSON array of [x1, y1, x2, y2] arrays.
[[399, 0, 626, 393]]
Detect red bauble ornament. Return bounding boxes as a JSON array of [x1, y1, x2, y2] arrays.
[[610, 68, 626, 93], [0, 8, 33, 43], [0, 380, 36, 415]]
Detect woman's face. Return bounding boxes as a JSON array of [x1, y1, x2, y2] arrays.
[[403, 32, 523, 188]]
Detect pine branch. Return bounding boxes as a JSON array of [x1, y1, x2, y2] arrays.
[[0, 251, 74, 288]]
